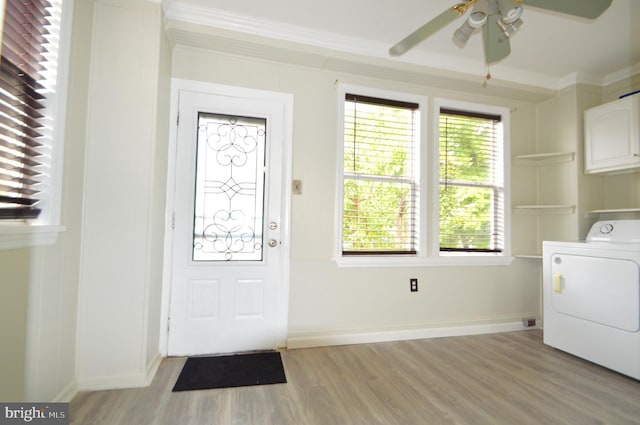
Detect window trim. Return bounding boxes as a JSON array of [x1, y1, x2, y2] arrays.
[[335, 84, 428, 266], [437, 106, 505, 254], [431, 98, 511, 263], [0, 0, 73, 249], [335, 85, 512, 267], [342, 91, 420, 255]]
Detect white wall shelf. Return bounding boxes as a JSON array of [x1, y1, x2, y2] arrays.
[[513, 152, 575, 165], [513, 205, 576, 214], [586, 208, 640, 219], [588, 207, 640, 214]]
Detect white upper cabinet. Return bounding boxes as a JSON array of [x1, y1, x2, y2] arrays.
[[584, 94, 640, 174]]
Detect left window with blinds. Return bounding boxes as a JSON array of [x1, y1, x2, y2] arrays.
[[0, 0, 64, 220], [0, 0, 70, 248], [341, 92, 420, 256]]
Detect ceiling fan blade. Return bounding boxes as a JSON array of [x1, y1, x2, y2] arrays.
[[389, 6, 463, 56], [483, 13, 511, 63], [522, 0, 612, 19]]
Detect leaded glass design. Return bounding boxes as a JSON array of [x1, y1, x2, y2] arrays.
[[192, 113, 267, 261]]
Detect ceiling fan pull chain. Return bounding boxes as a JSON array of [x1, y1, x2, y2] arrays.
[[483, 65, 492, 88]]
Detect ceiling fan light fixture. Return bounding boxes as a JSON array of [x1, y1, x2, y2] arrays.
[[496, 0, 523, 23], [390, 0, 611, 62], [498, 17, 523, 37], [453, 10, 487, 47], [453, 22, 473, 46], [501, 5, 523, 24], [468, 11, 488, 28]]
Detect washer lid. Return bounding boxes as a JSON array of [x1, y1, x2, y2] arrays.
[[586, 220, 640, 243]]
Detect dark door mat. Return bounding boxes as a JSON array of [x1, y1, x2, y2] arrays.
[[172, 351, 287, 392]]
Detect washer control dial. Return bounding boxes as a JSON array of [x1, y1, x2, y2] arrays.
[[599, 223, 614, 234]]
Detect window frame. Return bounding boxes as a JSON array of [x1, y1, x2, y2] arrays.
[[0, 0, 73, 249], [335, 84, 427, 267], [437, 106, 505, 254], [341, 92, 420, 256], [335, 86, 511, 268], [432, 98, 511, 263]]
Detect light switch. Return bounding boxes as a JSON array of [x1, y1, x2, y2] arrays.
[[292, 179, 302, 195]]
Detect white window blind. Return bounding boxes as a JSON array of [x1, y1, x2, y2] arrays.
[[0, 0, 59, 220], [439, 108, 504, 252], [342, 93, 419, 255]]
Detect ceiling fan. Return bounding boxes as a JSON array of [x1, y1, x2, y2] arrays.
[[389, 0, 613, 64]]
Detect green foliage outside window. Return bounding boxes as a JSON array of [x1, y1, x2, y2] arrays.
[[342, 99, 417, 253], [439, 112, 503, 251], [341, 96, 504, 255]]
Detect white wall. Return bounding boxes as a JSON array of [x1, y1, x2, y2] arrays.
[[0, 249, 29, 401], [147, 11, 173, 372], [16, 0, 94, 403], [75, 0, 167, 390], [170, 44, 542, 344]]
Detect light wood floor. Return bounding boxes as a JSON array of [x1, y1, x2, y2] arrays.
[[70, 330, 640, 424]]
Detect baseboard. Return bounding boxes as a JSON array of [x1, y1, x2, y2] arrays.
[[77, 373, 147, 392], [287, 320, 536, 349], [77, 352, 163, 392], [53, 380, 78, 403], [144, 352, 162, 386]]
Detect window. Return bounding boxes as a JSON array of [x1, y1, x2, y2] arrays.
[[0, 0, 69, 248], [337, 85, 510, 266], [438, 108, 504, 253], [341, 92, 419, 255]]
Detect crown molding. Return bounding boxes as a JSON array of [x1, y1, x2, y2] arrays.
[[164, 1, 381, 57], [557, 72, 605, 90], [604, 62, 640, 86]]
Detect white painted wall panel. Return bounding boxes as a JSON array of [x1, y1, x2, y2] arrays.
[[76, 0, 165, 389]]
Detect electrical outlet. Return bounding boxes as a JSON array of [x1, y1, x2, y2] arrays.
[[522, 318, 536, 327], [410, 278, 418, 292]]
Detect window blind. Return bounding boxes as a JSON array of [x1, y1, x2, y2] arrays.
[[439, 108, 504, 252], [0, 0, 54, 220], [342, 93, 419, 255]]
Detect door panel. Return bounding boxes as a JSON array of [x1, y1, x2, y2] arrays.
[[168, 88, 289, 356], [550, 253, 640, 332], [188, 279, 219, 319]]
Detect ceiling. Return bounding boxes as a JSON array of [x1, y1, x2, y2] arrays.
[[163, 0, 640, 90]]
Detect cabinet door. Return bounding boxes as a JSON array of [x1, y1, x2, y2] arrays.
[[584, 95, 640, 173]]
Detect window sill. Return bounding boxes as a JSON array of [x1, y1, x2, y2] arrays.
[[334, 254, 514, 268], [0, 224, 66, 250]]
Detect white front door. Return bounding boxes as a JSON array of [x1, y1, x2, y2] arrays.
[[167, 84, 292, 356]]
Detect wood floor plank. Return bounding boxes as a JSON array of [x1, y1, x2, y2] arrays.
[[69, 330, 640, 424]]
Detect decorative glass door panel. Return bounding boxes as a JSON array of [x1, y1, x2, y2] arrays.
[[192, 112, 267, 261]]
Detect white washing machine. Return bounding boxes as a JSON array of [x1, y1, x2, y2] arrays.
[[543, 219, 640, 380]]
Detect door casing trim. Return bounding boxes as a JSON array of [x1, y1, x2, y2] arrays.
[[159, 78, 293, 356]]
